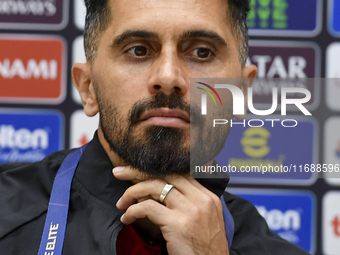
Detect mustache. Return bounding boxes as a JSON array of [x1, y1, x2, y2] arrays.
[[128, 92, 202, 127]]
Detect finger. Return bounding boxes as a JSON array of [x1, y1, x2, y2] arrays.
[[185, 176, 220, 198], [116, 179, 186, 209], [187, 178, 224, 220], [113, 167, 208, 207], [167, 175, 224, 217], [180, 176, 223, 203], [114, 167, 222, 214], [121, 199, 172, 225], [160, 174, 220, 209], [163, 174, 206, 202], [187, 177, 224, 215], [112, 166, 148, 183]]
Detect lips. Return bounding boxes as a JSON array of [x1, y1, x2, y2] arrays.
[[140, 108, 190, 128]]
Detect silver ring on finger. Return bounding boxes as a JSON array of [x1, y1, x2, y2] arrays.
[[159, 184, 173, 204]]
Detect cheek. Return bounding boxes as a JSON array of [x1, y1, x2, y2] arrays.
[[188, 60, 242, 79], [94, 66, 148, 108]]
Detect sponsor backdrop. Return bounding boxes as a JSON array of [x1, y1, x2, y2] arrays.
[[0, 0, 339, 254]]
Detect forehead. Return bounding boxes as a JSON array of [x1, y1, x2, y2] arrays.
[[106, 0, 230, 39]]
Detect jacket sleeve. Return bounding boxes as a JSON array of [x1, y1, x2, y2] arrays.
[[223, 191, 310, 255]]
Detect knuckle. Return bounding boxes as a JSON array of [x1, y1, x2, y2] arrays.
[[136, 171, 147, 180], [127, 203, 138, 213], [198, 195, 221, 215], [120, 192, 131, 204], [129, 167, 146, 180], [149, 178, 164, 186], [143, 199, 156, 210], [190, 204, 202, 216], [125, 186, 140, 200], [202, 195, 216, 208]]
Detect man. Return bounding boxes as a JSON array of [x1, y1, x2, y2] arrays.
[[0, 0, 309, 254]]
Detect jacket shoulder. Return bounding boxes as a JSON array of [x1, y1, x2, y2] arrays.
[[0, 149, 71, 239]]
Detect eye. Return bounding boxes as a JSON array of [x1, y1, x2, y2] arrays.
[[126, 46, 148, 57], [191, 48, 213, 59]]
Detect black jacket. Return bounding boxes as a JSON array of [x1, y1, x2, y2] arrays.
[[0, 133, 309, 255]]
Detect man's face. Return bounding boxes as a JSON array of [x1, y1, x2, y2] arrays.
[[84, 0, 254, 176]]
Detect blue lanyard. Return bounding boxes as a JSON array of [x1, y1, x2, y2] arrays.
[[37, 145, 234, 255], [38, 145, 87, 255], [220, 195, 235, 248]]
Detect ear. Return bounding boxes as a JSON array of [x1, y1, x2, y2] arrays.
[[234, 64, 257, 120], [72, 62, 99, 117]]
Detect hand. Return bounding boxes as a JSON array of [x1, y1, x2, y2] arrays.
[[113, 166, 229, 255]]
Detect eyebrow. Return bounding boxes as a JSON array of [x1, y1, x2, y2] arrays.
[[181, 30, 227, 47], [111, 29, 228, 48], [111, 30, 159, 47]]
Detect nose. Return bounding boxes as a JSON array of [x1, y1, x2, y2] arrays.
[[147, 47, 188, 96]]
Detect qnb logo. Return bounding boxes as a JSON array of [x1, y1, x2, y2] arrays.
[[256, 206, 301, 242], [0, 0, 57, 16], [0, 125, 49, 150], [198, 83, 311, 116], [0, 59, 58, 80]]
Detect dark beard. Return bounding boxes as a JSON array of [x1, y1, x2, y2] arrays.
[[99, 92, 198, 177]]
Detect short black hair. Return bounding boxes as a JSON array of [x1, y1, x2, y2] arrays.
[[83, 0, 250, 65], [227, 0, 251, 65], [84, 0, 111, 62]]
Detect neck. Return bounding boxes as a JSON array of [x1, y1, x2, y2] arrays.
[[98, 126, 164, 244]]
